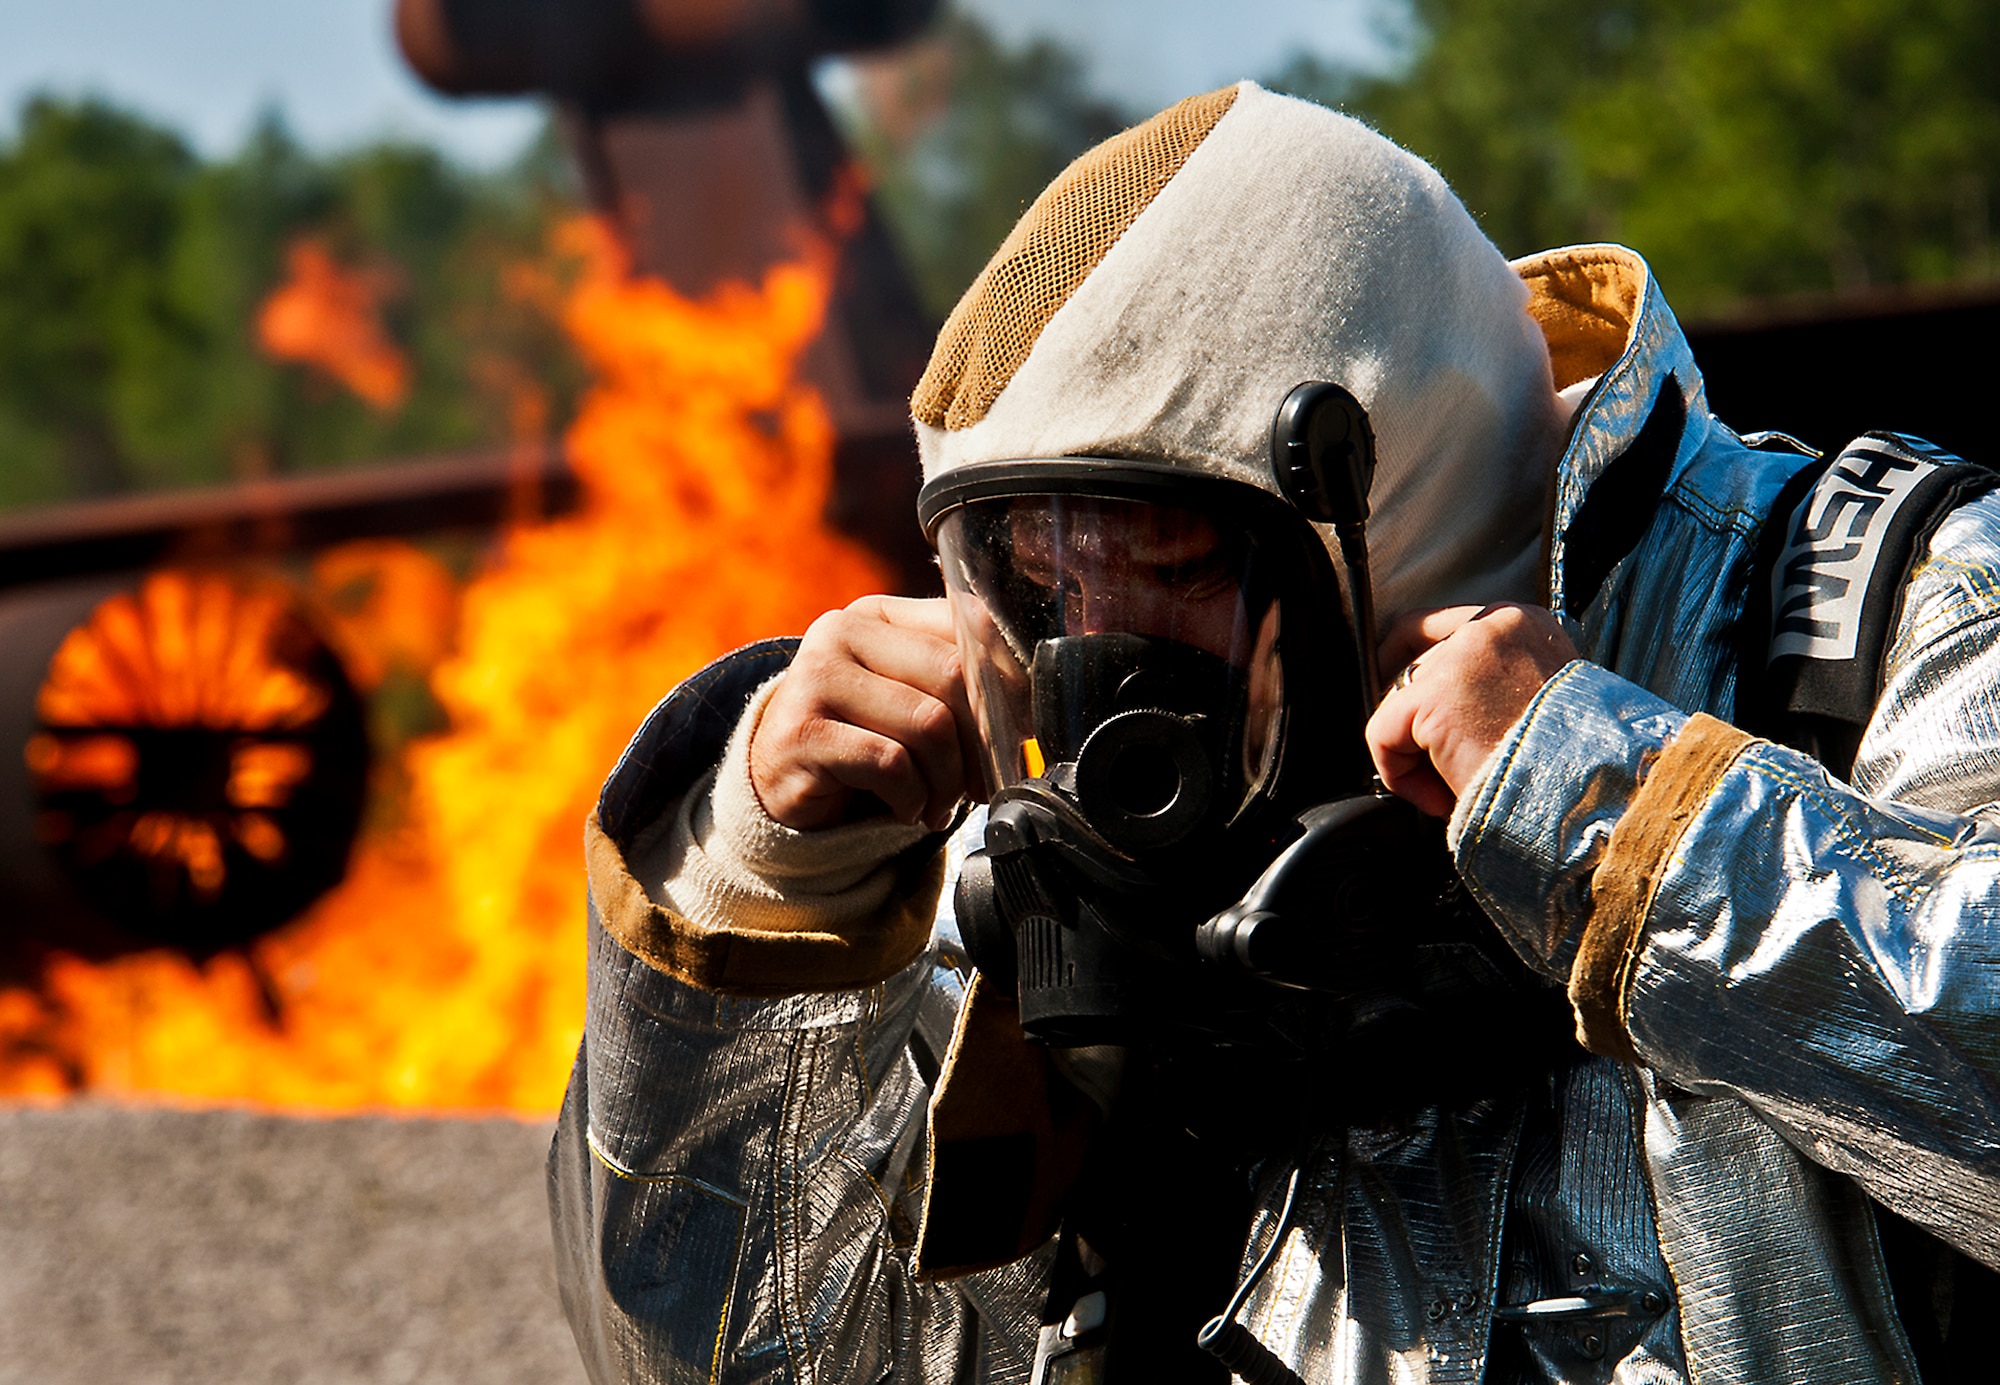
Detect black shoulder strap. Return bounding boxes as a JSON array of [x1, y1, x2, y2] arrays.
[[1736, 436, 2000, 1385], [1738, 435, 2000, 1384], [1737, 431, 1999, 779]]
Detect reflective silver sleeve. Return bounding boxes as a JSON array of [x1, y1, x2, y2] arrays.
[[1459, 591, 2000, 1268], [1455, 659, 1683, 985], [550, 910, 1047, 1384]]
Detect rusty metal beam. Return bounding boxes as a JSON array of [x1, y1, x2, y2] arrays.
[[0, 446, 577, 592], [396, 0, 938, 100]]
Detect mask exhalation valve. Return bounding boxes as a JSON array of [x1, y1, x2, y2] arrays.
[[1075, 709, 1215, 852]]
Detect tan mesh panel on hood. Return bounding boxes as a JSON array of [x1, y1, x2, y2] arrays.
[[911, 84, 1239, 431]]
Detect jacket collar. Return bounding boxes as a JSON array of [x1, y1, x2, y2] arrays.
[[1514, 245, 1715, 618]]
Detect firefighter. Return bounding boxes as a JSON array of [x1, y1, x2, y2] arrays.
[[553, 83, 2000, 1383]]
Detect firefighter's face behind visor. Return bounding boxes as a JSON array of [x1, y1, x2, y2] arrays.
[[929, 468, 1363, 862], [921, 462, 1403, 1049]]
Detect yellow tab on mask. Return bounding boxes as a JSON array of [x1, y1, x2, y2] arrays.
[[1022, 737, 1046, 779]]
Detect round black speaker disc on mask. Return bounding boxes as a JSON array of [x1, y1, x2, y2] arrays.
[[1075, 709, 1214, 853]]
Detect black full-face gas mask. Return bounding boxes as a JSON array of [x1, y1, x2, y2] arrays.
[[918, 384, 1569, 1076]]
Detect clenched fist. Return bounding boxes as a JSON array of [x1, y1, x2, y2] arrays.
[[1366, 603, 1578, 817], [750, 596, 983, 832]]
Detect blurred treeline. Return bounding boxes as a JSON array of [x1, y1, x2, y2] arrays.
[[840, 14, 1126, 325], [0, 96, 582, 512], [852, 0, 2000, 321], [1270, 0, 2000, 315], [6, 0, 1998, 513]]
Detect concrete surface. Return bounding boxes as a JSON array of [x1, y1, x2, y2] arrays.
[[0, 1103, 590, 1385]]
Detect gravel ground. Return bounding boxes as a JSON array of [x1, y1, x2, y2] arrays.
[[0, 1103, 590, 1385]]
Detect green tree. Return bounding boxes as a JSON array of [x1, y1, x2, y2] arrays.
[[115, 113, 340, 491], [1577, 0, 2000, 305], [842, 13, 1127, 319], [1269, 0, 2000, 314], [0, 95, 582, 512], [0, 97, 197, 503]]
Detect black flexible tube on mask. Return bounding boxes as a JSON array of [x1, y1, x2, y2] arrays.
[[1195, 1167, 1307, 1385], [1334, 519, 1382, 710]]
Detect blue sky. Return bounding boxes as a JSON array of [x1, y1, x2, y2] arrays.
[[0, 0, 1384, 166], [967, 0, 1385, 110], [0, 0, 541, 165]]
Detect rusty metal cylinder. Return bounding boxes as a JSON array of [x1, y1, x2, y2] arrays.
[[397, 0, 940, 98], [2, 570, 369, 959]]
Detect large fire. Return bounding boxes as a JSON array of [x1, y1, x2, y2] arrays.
[[0, 215, 888, 1112]]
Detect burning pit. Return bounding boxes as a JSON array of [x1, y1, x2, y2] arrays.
[[0, 9, 940, 1381], [0, 0, 938, 1134], [0, 213, 890, 1111]]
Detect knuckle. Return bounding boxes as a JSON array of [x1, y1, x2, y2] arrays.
[[756, 706, 805, 756], [793, 716, 841, 764], [871, 739, 913, 780], [911, 696, 956, 743], [936, 642, 966, 688], [793, 633, 861, 686], [798, 609, 853, 658], [781, 676, 836, 723]]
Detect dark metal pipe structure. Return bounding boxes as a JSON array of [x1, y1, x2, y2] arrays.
[[397, 0, 938, 100], [0, 445, 575, 594], [396, 0, 944, 591]]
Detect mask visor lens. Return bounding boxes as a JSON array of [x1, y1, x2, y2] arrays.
[[935, 495, 1286, 815]]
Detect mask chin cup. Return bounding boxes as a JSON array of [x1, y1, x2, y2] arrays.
[[956, 785, 1222, 1045], [955, 821, 1174, 1047], [1073, 709, 1215, 854]]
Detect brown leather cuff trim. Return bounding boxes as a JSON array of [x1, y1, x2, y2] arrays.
[[1572, 714, 1753, 1061], [584, 811, 940, 997]]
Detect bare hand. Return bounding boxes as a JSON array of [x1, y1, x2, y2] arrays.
[[751, 596, 982, 832], [1366, 604, 1577, 817]]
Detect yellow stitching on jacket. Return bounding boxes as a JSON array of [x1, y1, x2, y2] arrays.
[[1748, 753, 1933, 885]]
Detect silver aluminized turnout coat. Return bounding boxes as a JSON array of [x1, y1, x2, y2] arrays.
[[551, 243, 2000, 1384]]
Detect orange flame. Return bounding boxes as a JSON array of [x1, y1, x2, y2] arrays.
[[0, 215, 889, 1112], [256, 238, 411, 411], [311, 540, 462, 693]]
